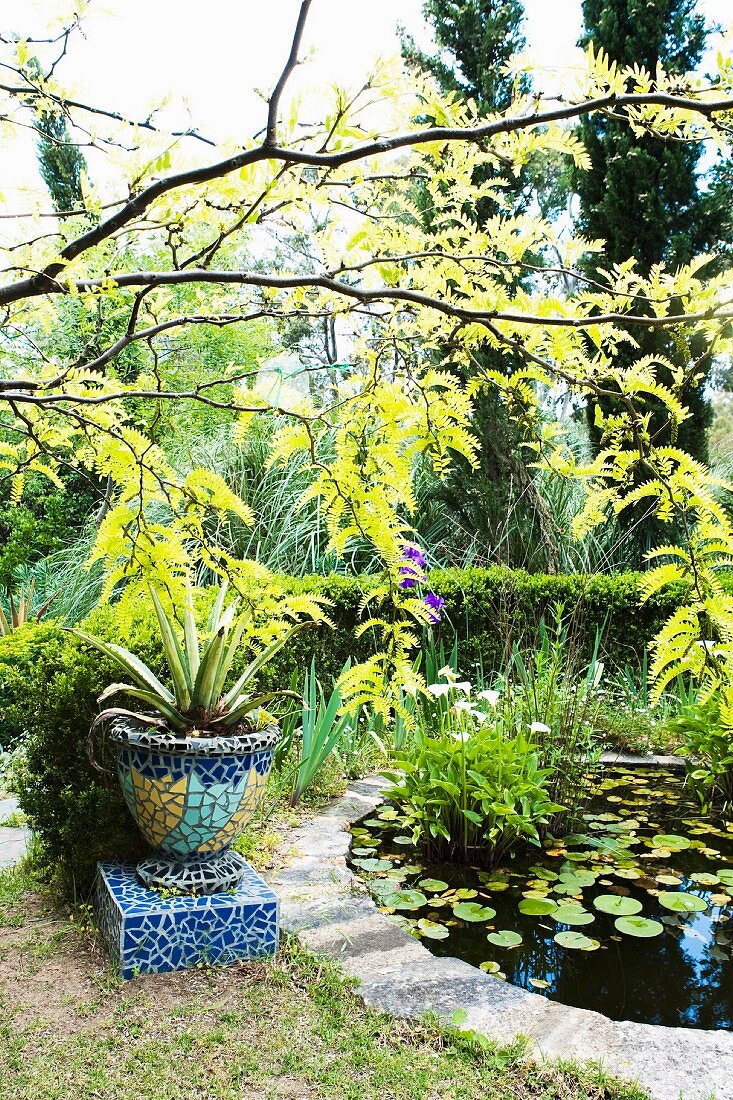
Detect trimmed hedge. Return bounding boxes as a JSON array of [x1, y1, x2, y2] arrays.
[[0, 567, 698, 894]]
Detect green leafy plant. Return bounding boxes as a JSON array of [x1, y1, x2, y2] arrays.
[[384, 670, 561, 866], [496, 606, 605, 830], [288, 658, 355, 806], [668, 696, 733, 810], [74, 583, 306, 734]]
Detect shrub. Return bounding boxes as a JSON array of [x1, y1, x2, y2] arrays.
[[0, 565, 711, 895], [0, 622, 146, 896], [667, 698, 733, 811]]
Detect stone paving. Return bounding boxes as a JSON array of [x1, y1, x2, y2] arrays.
[[271, 775, 733, 1100]]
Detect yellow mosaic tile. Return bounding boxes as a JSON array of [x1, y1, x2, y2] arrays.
[[130, 769, 188, 847]]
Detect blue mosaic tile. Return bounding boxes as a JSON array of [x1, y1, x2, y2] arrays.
[[94, 861, 279, 979]]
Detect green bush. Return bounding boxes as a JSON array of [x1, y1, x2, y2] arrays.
[[0, 623, 146, 896], [667, 698, 733, 810], [0, 566, 707, 895], [426, 566, 695, 673]]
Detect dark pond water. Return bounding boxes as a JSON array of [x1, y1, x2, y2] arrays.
[[349, 768, 733, 1029]]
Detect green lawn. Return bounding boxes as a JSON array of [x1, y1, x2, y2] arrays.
[[0, 862, 651, 1100]]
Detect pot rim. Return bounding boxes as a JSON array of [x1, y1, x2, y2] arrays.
[[109, 720, 280, 757]]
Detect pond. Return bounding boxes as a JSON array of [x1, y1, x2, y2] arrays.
[[349, 767, 733, 1029]]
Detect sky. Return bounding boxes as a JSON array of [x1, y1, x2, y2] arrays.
[[2, 0, 731, 210]]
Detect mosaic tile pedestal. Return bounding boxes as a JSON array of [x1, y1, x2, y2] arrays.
[[94, 860, 279, 979]]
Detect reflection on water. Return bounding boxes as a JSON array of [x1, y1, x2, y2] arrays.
[[350, 768, 733, 1028]]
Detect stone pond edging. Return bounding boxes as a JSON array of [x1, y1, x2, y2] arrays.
[[270, 767, 733, 1100]]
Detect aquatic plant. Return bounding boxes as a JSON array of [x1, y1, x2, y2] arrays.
[[498, 606, 605, 830], [383, 669, 561, 866]]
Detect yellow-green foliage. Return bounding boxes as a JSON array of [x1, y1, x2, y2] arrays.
[[1, 29, 733, 722]]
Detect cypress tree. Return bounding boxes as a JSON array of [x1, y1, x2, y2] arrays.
[[401, 0, 527, 114], [36, 108, 87, 214], [402, 2, 571, 569], [575, 0, 729, 559]]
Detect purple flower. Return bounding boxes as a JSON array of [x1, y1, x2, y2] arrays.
[[398, 543, 427, 589], [401, 544, 427, 570], [424, 592, 445, 624]]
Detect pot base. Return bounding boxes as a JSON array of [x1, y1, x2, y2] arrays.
[[137, 849, 247, 895], [95, 860, 279, 978]]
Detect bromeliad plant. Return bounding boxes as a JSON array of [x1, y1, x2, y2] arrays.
[[75, 583, 306, 735]]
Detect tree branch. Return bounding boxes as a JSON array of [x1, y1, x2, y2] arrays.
[[2, 87, 731, 309], [265, 0, 312, 147], [50, 267, 733, 332]]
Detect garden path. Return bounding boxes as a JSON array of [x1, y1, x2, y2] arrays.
[[0, 796, 27, 869]]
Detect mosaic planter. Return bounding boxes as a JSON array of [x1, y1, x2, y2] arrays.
[[111, 723, 279, 895]]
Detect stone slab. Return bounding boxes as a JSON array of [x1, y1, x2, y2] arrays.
[[0, 827, 27, 869], [94, 860, 279, 979], [600, 751, 685, 769], [0, 796, 20, 819]]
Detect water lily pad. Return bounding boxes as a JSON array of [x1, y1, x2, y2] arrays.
[[561, 834, 590, 846], [419, 878, 449, 893], [529, 977, 551, 989], [479, 960, 501, 973], [614, 916, 664, 938], [559, 869, 596, 887], [529, 867, 558, 881], [353, 857, 393, 872], [392, 835, 414, 845], [613, 867, 641, 880], [383, 889, 428, 911], [487, 929, 523, 948], [689, 872, 720, 887], [656, 874, 683, 886], [652, 834, 691, 851], [453, 902, 497, 922], [554, 930, 600, 950], [658, 891, 707, 914], [594, 894, 643, 916], [518, 897, 558, 916], [553, 904, 595, 926], [417, 918, 449, 940], [351, 846, 378, 856], [370, 877, 398, 896], [483, 880, 510, 892], [717, 869, 733, 887], [553, 882, 586, 897]]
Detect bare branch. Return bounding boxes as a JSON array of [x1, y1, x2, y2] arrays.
[[265, 0, 312, 147]]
